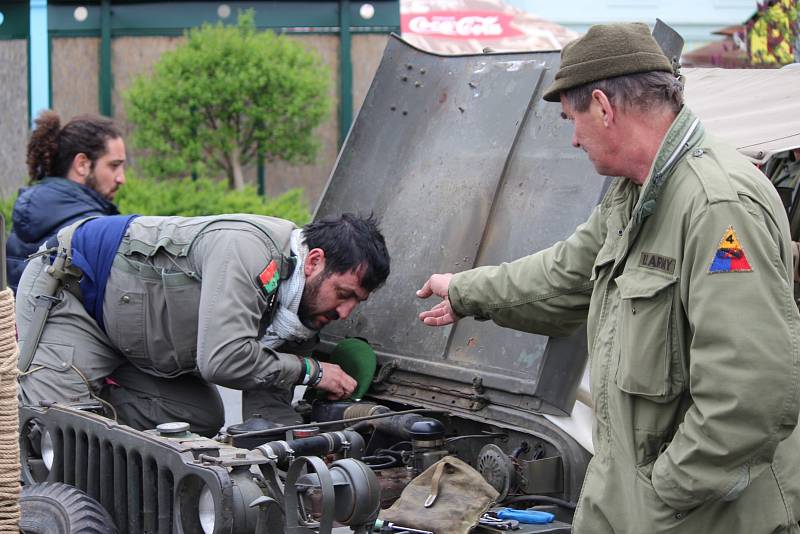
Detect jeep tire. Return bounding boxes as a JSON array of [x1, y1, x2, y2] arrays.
[[20, 482, 118, 534]]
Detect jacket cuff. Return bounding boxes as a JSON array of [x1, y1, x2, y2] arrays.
[[270, 351, 304, 390], [448, 271, 483, 320]]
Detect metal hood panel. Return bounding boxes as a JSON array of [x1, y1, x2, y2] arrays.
[[315, 35, 606, 416]]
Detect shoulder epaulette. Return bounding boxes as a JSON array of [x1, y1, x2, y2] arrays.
[[685, 147, 738, 204]]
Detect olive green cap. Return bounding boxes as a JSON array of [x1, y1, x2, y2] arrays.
[[542, 22, 673, 103]]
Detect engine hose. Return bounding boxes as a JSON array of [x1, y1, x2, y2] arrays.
[[503, 494, 576, 510], [234, 408, 444, 439], [256, 430, 365, 469], [343, 402, 391, 419], [360, 455, 399, 470], [0, 288, 20, 529]]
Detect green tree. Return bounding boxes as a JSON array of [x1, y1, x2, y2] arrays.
[[125, 11, 331, 190]]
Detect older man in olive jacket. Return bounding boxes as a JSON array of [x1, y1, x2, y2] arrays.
[[418, 23, 800, 534]]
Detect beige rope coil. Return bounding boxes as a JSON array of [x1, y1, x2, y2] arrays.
[[0, 289, 19, 532]]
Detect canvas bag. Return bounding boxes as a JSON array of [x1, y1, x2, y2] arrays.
[[380, 456, 498, 534]]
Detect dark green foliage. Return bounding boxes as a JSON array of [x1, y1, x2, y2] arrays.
[[125, 10, 331, 190], [0, 175, 311, 236], [115, 175, 310, 224], [0, 195, 14, 236]]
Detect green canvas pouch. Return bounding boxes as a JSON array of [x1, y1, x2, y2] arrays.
[[379, 456, 498, 534]]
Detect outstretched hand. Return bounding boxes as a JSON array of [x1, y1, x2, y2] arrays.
[[416, 273, 458, 327]]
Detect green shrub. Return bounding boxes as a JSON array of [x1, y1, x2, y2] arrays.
[[0, 175, 311, 236], [116, 175, 310, 224], [0, 195, 15, 235], [125, 10, 331, 190]]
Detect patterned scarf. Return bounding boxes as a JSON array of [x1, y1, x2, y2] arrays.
[[259, 229, 318, 348]]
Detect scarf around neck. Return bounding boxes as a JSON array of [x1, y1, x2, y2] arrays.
[[259, 229, 318, 349]]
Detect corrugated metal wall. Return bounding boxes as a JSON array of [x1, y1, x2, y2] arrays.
[[0, 40, 29, 197], [51, 37, 100, 119]]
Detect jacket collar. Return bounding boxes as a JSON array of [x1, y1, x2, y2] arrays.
[[38, 176, 118, 213], [608, 107, 705, 273], [632, 106, 704, 226]]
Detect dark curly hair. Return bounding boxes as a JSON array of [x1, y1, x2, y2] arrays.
[[26, 110, 122, 183], [303, 213, 390, 292]]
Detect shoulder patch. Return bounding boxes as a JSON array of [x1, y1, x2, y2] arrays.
[[708, 226, 752, 274], [258, 260, 280, 294]]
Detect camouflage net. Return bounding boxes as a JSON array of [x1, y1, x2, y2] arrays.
[[0, 288, 19, 531]]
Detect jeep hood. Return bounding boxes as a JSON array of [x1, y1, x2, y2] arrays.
[[313, 35, 605, 421]]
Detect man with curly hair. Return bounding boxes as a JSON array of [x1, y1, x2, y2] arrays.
[[6, 110, 126, 292]]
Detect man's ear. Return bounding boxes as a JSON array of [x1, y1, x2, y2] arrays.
[[305, 248, 326, 277], [591, 89, 615, 127], [70, 153, 91, 182]]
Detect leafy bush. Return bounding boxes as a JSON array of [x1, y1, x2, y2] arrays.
[[0, 195, 15, 235], [125, 10, 331, 190], [0, 175, 311, 236], [115, 175, 310, 224]]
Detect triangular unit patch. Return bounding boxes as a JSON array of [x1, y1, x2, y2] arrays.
[[258, 260, 281, 294], [708, 226, 752, 274]]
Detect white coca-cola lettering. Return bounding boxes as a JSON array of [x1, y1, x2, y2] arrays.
[[408, 15, 503, 37]]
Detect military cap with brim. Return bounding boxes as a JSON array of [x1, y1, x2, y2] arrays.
[[543, 22, 673, 102]]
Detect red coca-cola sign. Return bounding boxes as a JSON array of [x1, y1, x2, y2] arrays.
[[401, 11, 525, 40]]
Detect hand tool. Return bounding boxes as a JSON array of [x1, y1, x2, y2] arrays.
[[495, 508, 555, 524]]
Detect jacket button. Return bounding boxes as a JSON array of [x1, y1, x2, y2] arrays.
[[675, 512, 684, 520], [617, 229, 624, 236], [121, 295, 131, 304], [692, 148, 704, 157]]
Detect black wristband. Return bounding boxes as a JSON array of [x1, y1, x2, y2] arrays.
[[309, 359, 323, 387]]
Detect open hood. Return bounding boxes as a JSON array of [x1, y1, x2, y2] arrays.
[[313, 35, 605, 417]]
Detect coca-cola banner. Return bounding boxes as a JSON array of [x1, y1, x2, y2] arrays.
[[400, 0, 576, 54], [402, 11, 525, 40]]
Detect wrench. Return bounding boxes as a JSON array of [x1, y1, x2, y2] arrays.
[[479, 515, 520, 530]]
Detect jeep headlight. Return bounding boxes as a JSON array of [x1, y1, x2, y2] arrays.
[[40, 430, 54, 471], [198, 485, 216, 534]]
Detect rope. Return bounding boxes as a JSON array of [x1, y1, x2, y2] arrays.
[[0, 289, 19, 532]]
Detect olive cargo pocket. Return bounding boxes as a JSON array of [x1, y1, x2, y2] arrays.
[[150, 270, 201, 373], [31, 342, 75, 373], [104, 278, 148, 367], [614, 270, 683, 401]]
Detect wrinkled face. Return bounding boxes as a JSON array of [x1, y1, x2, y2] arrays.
[[560, 94, 618, 178], [86, 137, 126, 200], [298, 267, 370, 330]]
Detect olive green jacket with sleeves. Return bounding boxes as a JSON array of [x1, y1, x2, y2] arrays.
[[449, 107, 800, 534]]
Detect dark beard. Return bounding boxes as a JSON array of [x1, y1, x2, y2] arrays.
[[84, 172, 98, 192], [298, 273, 323, 329]]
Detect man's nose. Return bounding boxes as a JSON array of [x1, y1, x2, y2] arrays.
[[572, 132, 580, 149], [336, 300, 358, 321], [117, 168, 126, 184]]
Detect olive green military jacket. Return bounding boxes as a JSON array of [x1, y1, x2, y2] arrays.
[[449, 107, 800, 533], [102, 215, 304, 391]]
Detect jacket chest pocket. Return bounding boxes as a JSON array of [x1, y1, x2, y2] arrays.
[[614, 270, 684, 402]]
